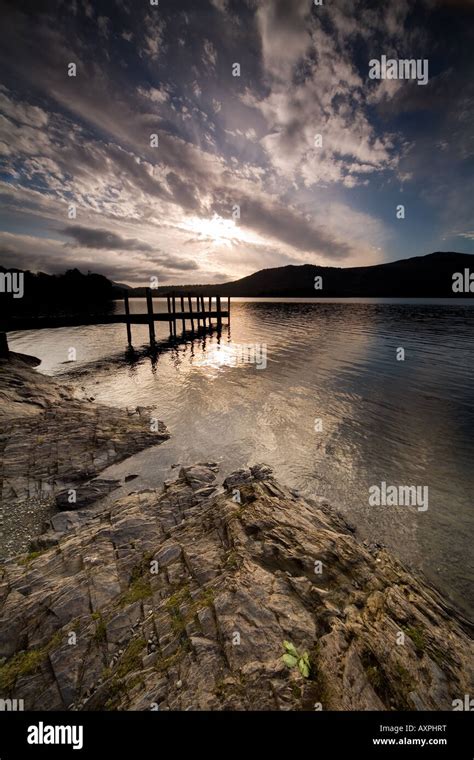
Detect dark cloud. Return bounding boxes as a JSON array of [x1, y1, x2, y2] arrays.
[[166, 171, 202, 212], [158, 256, 199, 272], [63, 225, 154, 251], [211, 192, 352, 259], [242, 197, 351, 259], [0, 234, 200, 283]]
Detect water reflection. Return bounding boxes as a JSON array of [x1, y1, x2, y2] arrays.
[[7, 300, 474, 617]]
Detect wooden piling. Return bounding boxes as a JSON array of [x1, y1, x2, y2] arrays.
[[172, 294, 177, 337], [201, 296, 206, 327], [188, 294, 195, 332], [167, 295, 173, 336], [196, 296, 201, 329], [217, 296, 222, 330], [145, 288, 155, 344], [227, 296, 231, 321], [180, 295, 186, 332], [208, 296, 212, 328], [124, 293, 132, 345]]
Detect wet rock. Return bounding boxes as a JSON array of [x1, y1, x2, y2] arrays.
[[179, 465, 217, 491], [250, 463, 273, 481], [193, 485, 218, 500], [0, 355, 170, 556], [0, 461, 471, 712], [155, 544, 182, 567], [223, 468, 252, 490], [29, 533, 62, 551], [107, 611, 134, 645], [49, 585, 91, 624], [56, 479, 121, 510], [136, 406, 156, 418], [49, 512, 83, 533]]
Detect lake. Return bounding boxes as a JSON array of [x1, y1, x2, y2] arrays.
[[8, 298, 474, 618]]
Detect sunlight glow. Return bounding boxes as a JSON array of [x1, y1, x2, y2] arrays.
[[184, 214, 237, 246], [180, 213, 264, 248]]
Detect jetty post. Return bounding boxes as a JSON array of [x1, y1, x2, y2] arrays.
[[180, 295, 186, 333], [217, 296, 222, 330], [188, 294, 195, 332], [201, 295, 206, 328], [145, 288, 155, 344], [196, 296, 201, 329], [124, 293, 132, 346], [167, 295, 173, 337], [172, 294, 177, 337]]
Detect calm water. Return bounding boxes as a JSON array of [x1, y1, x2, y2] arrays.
[[8, 299, 474, 617]]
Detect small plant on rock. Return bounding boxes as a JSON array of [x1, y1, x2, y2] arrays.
[[282, 640, 311, 678]]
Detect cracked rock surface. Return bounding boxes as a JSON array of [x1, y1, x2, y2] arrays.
[[0, 355, 169, 556], [0, 461, 472, 711]]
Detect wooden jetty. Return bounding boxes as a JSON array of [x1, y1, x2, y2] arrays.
[[0, 291, 231, 356]]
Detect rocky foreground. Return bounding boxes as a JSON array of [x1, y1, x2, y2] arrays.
[[0, 354, 169, 555], [0, 458, 472, 711], [0, 355, 472, 711]]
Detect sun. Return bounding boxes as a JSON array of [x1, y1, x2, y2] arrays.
[[183, 214, 237, 247], [180, 212, 265, 249]]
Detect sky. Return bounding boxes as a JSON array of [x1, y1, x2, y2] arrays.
[[0, 0, 473, 286]]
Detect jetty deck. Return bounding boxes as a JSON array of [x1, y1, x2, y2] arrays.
[[0, 290, 231, 357]]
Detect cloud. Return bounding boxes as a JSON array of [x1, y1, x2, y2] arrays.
[[97, 15, 110, 38], [238, 196, 352, 259], [256, 0, 312, 81], [210, 0, 228, 12], [63, 226, 154, 251], [137, 85, 169, 104], [140, 12, 166, 60], [82, 0, 94, 20], [166, 172, 202, 211], [0, 231, 200, 283], [0, 88, 48, 128], [202, 39, 217, 69], [248, 11, 398, 188]]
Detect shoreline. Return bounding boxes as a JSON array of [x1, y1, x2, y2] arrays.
[[0, 353, 170, 558], [0, 353, 472, 710]]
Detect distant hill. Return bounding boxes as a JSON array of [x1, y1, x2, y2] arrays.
[[132, 251, 473, 298], [2, 254, 473, 312], [111, 281, 132, 292]]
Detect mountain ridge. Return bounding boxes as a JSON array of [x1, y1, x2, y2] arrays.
[[2, 252, 473, 300], [128, 251, 474, 297]]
